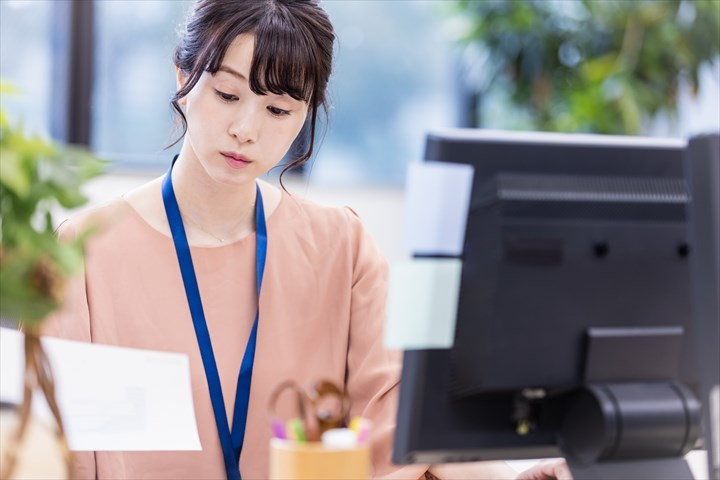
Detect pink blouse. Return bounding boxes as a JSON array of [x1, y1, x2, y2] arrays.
[[42, 191, 428, 479]]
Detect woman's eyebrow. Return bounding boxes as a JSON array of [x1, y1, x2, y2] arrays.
[[217, 65, 247, 81]]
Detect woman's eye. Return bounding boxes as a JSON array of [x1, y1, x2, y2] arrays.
[[267, 106, 290, 117], [214, 89, 238, 102]]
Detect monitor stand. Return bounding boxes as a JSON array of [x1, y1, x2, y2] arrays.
[[568, 457, 694, 480], [558, 327, 702, 480]]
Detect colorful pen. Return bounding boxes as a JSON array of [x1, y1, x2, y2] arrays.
[[286, 418, 307, 443], [349, 416, 372, 444], [271, 418, 286, 439]]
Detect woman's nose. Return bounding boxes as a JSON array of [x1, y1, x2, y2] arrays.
[[228, 106, 261, 144]]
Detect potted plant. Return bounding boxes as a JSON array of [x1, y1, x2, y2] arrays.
[[448, 0, 720, 134], [0, 80, 105, 479]]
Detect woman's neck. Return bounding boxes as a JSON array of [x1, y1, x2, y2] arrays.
[[170, 151, 258, 245]]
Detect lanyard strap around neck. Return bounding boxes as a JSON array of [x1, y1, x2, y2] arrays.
[[161, 160, 267, 480]]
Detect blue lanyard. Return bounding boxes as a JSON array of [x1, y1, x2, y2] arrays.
[[161, 160, 267, 480]]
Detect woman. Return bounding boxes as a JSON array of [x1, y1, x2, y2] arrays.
[[44, 1, 568, 479]]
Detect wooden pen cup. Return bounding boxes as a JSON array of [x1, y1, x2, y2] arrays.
[[269, 438, 371, 480]]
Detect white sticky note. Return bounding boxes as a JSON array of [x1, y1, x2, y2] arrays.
[[384, 258, 463, 350], [404, 161, 474, 256], [0, 327, 201, 451]]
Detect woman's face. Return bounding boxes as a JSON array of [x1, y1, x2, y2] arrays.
[[177, 33, 309, 186]]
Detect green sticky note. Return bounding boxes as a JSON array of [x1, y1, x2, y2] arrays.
[[384, 258, 462, 350]]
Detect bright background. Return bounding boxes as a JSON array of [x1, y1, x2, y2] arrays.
[[1, 0, 719, 262]]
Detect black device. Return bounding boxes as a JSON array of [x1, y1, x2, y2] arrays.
[[686, 133, 720, 480], [393, 129, 710, 479]]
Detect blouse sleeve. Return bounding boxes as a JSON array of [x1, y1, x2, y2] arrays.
[[40, 219, 97, 479], [342, 208, 429, 480]]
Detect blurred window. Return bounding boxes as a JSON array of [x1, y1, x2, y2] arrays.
[[0, 0, 54, 137], [92, 0, 191, 171], [317, 1, 458, 185]]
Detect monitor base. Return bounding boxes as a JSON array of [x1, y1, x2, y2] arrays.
[[568, 457, 694, 480]]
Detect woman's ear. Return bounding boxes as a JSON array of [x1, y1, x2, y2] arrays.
[[176, 66, 187, 106]]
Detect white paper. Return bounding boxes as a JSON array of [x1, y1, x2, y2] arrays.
[[404, 161, 474, 256], [384, 258, 463, 349], [0, 327, 200, 451]]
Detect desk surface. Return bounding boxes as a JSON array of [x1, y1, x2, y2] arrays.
[[506, 451, 709, 480]]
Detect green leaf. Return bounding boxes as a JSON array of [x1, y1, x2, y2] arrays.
[[1, 78, 106, 326], [0, 252, 57, 324], [582, 55, 619, 83], [53, 186, 90, 209], [0, 148, 30, 197]]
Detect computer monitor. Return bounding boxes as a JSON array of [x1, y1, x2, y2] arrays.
[[686, 133, 720, 480], [393, 129, 708, 479]]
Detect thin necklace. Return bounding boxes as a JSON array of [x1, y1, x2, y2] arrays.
[[180, 201, 256, 244]]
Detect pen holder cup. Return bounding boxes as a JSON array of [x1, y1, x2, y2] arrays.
[[269, 438, 371, 480]]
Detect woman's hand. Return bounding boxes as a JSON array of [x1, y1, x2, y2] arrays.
[[427, 460, 520, 479], [514, 459, 573, 480]]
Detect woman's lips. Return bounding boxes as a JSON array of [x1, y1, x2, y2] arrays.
[[221, 152, 251, 169]]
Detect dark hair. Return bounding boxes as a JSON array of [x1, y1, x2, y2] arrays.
[[170, 0, 335, 180]]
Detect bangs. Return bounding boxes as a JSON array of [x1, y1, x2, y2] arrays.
[[195, 1, 328, 106], [249, 12, 317, 103]]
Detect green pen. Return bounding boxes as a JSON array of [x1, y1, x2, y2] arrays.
[[286, 418, 307, 443]]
